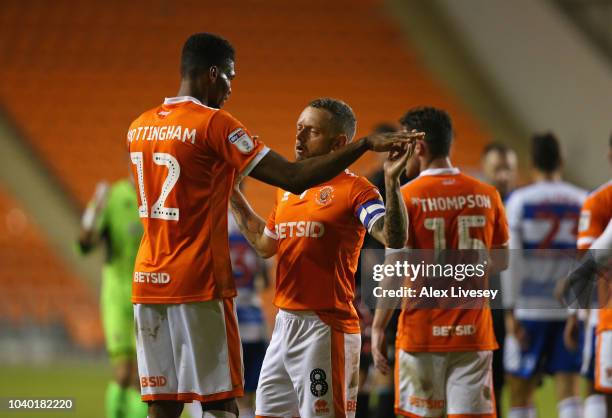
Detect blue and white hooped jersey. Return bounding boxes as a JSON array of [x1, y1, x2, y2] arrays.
[[503, 181, 587, 319]]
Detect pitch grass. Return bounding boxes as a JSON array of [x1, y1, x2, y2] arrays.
[[0, 362, 559, 418]]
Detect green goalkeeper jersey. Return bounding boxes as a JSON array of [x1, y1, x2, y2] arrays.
[[97, 179, 143, 283]]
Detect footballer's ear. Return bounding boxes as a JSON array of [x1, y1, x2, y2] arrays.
[[208, 65, 219, 82], [331, 134, 348, 151], [415, 139, 426, 156]]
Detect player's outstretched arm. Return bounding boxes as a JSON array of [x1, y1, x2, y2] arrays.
[[250, 132, 424, 195], [371, 308, 395, 375], [229, 187, 277, 259], [77, 181, 109, 254], [369, 142, 415, 248]]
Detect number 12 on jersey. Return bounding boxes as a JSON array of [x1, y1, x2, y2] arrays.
[[131, 152, 180, 221]]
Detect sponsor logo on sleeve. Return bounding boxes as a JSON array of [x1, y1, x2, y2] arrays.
[[228, 128, 255, 154]]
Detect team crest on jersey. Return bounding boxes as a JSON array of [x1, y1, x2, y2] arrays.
[[316, 186, 334, 206], [228, 128, 255, 154]]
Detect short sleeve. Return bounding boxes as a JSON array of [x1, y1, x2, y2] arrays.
[[207, 110, 270, 176], [491, 190, 509, 247], [351, 177, 385, 233], [577, 194, 607, 249]]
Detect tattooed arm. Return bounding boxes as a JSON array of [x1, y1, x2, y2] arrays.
[[229, 187, 278, 258], [368, 143, 414, 249]]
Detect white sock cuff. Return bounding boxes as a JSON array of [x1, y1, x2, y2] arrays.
[[202, 411, 237, 418], [558, 396, 582, 418], [509, 406, 536, 418], [584, 394, 607, 418]]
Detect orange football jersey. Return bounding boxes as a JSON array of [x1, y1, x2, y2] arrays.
[[577, 181, 612, 331], [265, 170, 384, 333], [128, 96, 269, 304], [397, 167, 509, 352]]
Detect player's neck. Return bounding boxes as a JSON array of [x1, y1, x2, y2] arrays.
[[533, 170, 562, 182], [423, 157, 452, 171], [176, 80, 207, 106]]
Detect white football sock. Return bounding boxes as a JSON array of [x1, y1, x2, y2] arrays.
[[509, 406, 536, 418], [558, 396, 582, 418], [186, 401, 202, 418], [202, 411, 237, 418], [584, 394, 607, 418]]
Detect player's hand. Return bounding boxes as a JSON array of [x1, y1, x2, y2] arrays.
[[92, 181, 110, 211], [371, 326, 391, 375], [505, 311, 529, 350], [563, 313, 580, 352], [554, 277, 571, 306], [81, 181, 109, 234], [366, 131, 424, 153], [383, 134, 417, 180]]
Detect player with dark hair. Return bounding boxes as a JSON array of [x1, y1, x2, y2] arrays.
[[356, 122, 407, 418], [128, 33, 421, 418], [228, 97, 414, 418], [481, 142, 518, 201], [481, 141, 519, 418], [373, 107, 509, 418], [503, 133, 587, 418]]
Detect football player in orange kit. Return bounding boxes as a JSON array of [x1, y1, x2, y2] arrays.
[[127, 33, 421, 418], [372, 107, 509, 418], [561, 137, 612, 417], [228, 97, 417, 418]]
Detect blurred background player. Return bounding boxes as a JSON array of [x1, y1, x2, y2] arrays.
[[480, 142, 519, 418], [372, 106, 509, 418], [562, 137, 612, 417], [502, 133, 587, 418], [77, 179, 147, 418], [128, 33, 418, 418], [229, 97, 417, 418], [356, 122, 407, 418], [480, 142, 518, 202]]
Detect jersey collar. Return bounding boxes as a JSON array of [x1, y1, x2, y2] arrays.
[[163, 96, 204, 106], [419, 167, 461, 177]]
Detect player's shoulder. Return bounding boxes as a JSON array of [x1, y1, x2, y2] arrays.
[[586, 179, 612, 202], [106, 178, 135, 203], [128, 107, 157, 129], [130, 99, 221, 127], [340, 170, 376, 190], [457, 172, 499, 195], [112, 178, 135, 194], [557, 180, 588, 200], [208, 108, 243, 129]]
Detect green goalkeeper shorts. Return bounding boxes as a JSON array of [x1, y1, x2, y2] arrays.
[[101, 267, 136, 359]]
